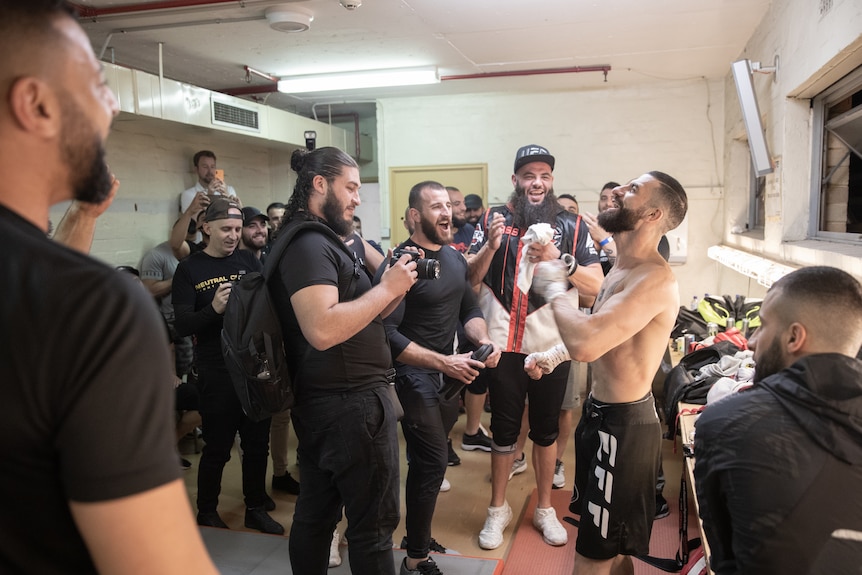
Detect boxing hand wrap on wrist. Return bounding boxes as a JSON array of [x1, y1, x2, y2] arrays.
[[532, 260, 569, 303], [527, 344, 571, 375]]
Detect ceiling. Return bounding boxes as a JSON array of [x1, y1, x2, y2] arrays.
[[73, 0, 771, 121]]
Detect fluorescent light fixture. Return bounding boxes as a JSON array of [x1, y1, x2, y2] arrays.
[[707, 245, 796, 288], [277, 66, 439, 94]]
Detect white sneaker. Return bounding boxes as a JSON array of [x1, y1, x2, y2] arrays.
[[508, 454, 527, 480], [552, 459, 565, 489], [533, 507, 568, 546], [478, 502, 512, 550], [439, 477, 451, 492], [328, 529, 342, 568]]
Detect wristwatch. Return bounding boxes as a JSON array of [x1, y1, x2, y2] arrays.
[[559, 253, 578, 275]]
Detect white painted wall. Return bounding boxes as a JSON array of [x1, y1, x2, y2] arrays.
[[54, 118, 297, 268], [720, 0, 862, 289], [377, 80, 728, 302]]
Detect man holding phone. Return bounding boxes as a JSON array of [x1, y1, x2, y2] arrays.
[[179, 150, 240, 214]]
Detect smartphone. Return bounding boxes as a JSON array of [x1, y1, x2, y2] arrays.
[[215, 169, 225, 182]]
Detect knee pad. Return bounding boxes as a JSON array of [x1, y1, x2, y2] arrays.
[[491, 440, 518, 455]]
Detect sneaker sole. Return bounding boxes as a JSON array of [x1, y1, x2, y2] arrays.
[[460, 442, 492, 452]]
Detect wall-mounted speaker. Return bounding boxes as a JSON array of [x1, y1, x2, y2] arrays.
[[731, 59, 774, 177]]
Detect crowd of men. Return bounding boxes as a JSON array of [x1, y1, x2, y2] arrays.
[[2, 3, 860, 575]]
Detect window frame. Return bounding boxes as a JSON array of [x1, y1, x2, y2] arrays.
[[809, 65, 862, 242]]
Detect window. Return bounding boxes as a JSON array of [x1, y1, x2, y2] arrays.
[[811, 65, 862, 239]]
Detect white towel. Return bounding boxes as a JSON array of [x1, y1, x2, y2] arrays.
[[516, 223, 556, 294]]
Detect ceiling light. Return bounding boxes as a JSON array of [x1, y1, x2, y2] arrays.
[[278, 66, 439, 93], [265, 5, 313, 33]]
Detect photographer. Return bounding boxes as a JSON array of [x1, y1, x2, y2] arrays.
[[380, 181, 499, 575]]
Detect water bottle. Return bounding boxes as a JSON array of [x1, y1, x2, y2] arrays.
[[689, 296, 698, 311]]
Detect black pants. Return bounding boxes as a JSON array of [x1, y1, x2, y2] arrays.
[[196, 365, 271, 512], [289, 387, 400, 575], [398, 368, 460, 559]]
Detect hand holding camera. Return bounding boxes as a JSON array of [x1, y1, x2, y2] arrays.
[[390, 247, 440, 280]]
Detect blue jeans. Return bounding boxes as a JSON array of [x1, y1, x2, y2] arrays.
[[397, 368, 460, 559], [288, 386, 400, 575]]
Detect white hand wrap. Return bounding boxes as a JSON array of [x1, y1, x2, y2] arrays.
[[532, 260, 569, 302], [525, 344, 571, 375]]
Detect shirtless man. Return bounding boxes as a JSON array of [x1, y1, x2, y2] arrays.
[[526, 171, 687, 575]]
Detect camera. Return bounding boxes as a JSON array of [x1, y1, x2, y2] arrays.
[[391, 248, 440, 280]]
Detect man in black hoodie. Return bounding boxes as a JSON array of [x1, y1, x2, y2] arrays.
[[694, 265, 862, 575]]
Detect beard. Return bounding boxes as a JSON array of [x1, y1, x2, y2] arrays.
[[597, 204, 646, 234], [242, 231, 267, 250], [753, 336, 786, 383], [322, 184, 354, 237], [452, 213, 467, 229], [510, 184, 560, 229], [60, 97, 113, 204], [419, 213, 452, 245]]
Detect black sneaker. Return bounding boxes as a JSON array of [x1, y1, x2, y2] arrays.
[[461, 428, 492, 452], [196, 511, 229, 529], [400, 557, 443, 575], [400, 536, 448, 554], [655, 495, 670, 519], [446, 439, 461, 466], [263, 494, 276, 512], [244, 507, 285, 535], [272, 472, 300, 495]]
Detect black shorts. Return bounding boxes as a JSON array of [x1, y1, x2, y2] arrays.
[[573, 393, 662, 560]]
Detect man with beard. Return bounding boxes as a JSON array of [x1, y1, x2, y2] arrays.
[[382, 181, 500, 575], [693, 266, 862, 575], [173, 199, 284, 535], [526, 172, 687, 575], [464, 193, 485, 226], [468, 145, 603, 550], [583, 179, 672, 519], [270, 146, 418, 575], [0, 2, 217, 572], [180, 150, 239, 214], [240, 206, 270, 261]]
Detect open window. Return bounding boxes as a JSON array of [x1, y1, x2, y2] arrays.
[[811, 65, 862, 239]]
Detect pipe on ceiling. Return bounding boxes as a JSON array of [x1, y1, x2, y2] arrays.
[[70, 0, 243, 19]]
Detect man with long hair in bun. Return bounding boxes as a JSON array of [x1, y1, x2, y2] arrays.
[[269, 147, 419, 575]]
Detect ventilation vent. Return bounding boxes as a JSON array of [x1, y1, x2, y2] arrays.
[[211, 97, 260, 132]]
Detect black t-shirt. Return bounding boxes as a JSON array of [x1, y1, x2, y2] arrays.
[[0, 205, 179, 574], [270, 222, 391, 399], [381, 239, 483, 360], [172, 248, 261, 365]]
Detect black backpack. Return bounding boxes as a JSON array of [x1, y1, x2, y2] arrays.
[[221, 220, 353, 421]]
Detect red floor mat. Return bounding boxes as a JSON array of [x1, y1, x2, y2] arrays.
[[501, 489, 701, 575]]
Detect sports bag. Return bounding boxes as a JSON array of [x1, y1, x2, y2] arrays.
[[221, 220, 352, 421], [663, 340, 740, 437]]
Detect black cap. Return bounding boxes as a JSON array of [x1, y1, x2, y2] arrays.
[[204, 198, 243, 223], [513, 144, 555, 174], [464, 194, 483, 209], [241, 206, 269, 225]]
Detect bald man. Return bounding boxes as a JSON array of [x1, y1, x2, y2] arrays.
[[694, 266, 862, 575]]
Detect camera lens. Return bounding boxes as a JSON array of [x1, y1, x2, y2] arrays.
[[417, 259, 441, 280]]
